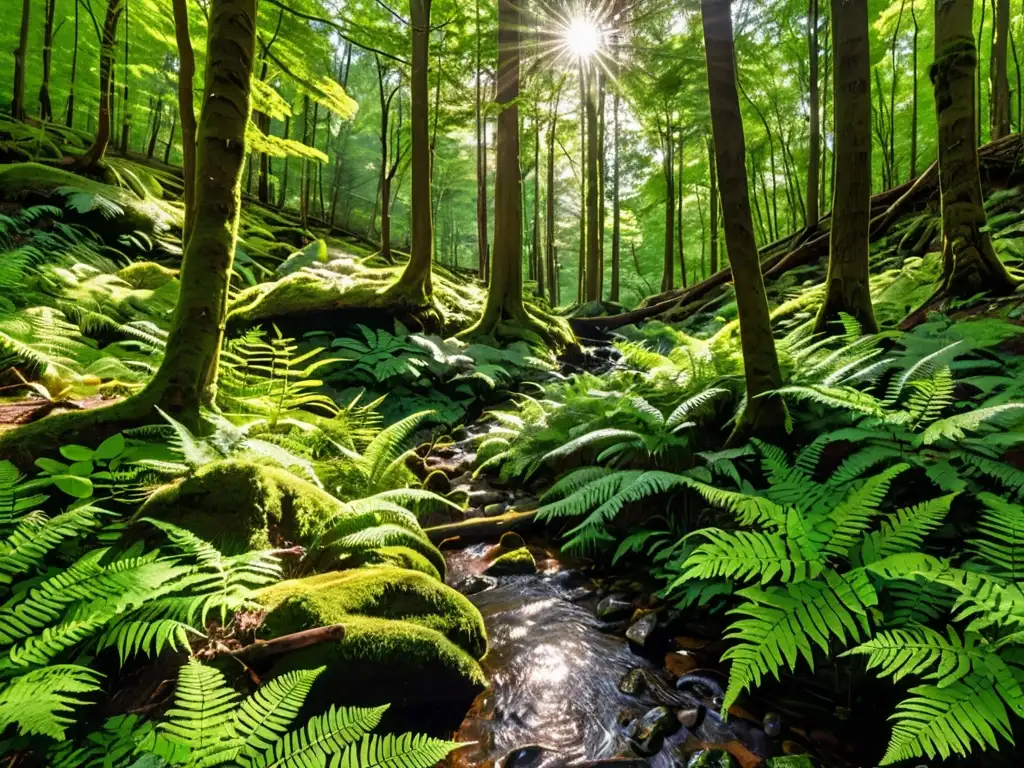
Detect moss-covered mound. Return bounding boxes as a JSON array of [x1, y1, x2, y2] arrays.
[[136, 460, 345, 554], [485, 546, 537, 575], [342, 545, 442, 581], [258, 567, 487, 707]]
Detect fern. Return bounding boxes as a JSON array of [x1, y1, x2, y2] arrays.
[[969, 493, 1024, 581]]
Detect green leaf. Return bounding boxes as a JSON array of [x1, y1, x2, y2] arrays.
[[59, 445, 94, 462], [34, 457, 68, 475], [94, 434, 126, 461], [53, 475, 94, 499]]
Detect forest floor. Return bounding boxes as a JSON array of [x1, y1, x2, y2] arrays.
[[3, 116, 1024, 768]]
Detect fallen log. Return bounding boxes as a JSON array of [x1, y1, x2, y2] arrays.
[[425, 509, 539, 545], [222, 623, 345, 663]]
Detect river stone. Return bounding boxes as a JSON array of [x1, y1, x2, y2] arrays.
[[596, 594, 633, 621], [632, 705, 679, 755], [498, 531, 527, 550], [470, 489, 506, 506], [763, 711, 782, 737], [625, 612, 658, 647], [486, 546, 538, 575], [484, 501, 510, 517], [618, 667, 647, 696], [687, 750, 737, 768], [676, 707, 703, 729], [456, 574, 498, 595], [665, 650, 699, 677], [766, 757, 814, 768], [501, 745, 570, 768]]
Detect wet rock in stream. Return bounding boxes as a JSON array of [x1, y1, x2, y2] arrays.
[[624, 611, 658, 647], [595, 594, 633, 621]]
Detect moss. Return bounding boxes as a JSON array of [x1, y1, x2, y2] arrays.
[[116, 262, 179, 290], [258, 566, 485, 658], [343, 545, 443, 581], [0, 162, 181, 237], [136, 460, 345, 554], [258, 567, 487, 707], [486, 546, 537, 575], [497, 531, 526, 550]]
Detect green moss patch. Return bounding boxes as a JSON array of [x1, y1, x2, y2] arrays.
[[343, 545, 443, 581], [486, 546, 537, 575]]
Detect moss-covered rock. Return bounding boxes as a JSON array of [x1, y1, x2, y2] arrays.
[[136, 460, 345, 554], [115, 262, 179, 290], [258, 567, 487, 707], [343, 545, 442, 581], [485, 546, 537, 575]]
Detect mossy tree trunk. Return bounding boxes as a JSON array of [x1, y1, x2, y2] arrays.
[[119, 0, 131, 154], [708, 131, 719, 273], [390, 0, 434, 305], [475, 0, 489, 284], [814, 0, 879, 335], [66, 0, 80, 127], [932, 0, 1019, 297], [700, 0, 785, 440], [0, 0, 257, 465], [172, 0, 197, 242], [75, 0, 123, 169], [39, 0, 57, 122], [992, 0, 1011, 139], [585, 67, 601, 301], [807, 0, 820, 226], [11, 0, 30, 121], [375, 56, 403, 265], [545, 83, 560, 306]]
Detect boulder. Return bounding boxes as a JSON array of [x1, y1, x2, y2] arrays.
[[486, 546, 537, 575], [625, 612, 658, 647], [596, 594, 633, 621]]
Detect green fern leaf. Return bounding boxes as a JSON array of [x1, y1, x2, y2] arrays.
[[330, 732, 462, 768], [258, 703, 388, 768], [235, 667, 325, 764]]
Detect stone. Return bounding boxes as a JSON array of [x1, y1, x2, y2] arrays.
[[483, 501, 510, 517], [456, 574, 498, 595], [618, 667, 647, 696], [486, 547, 537, 575], [766, 757, 814, 768], [665, 650, 699, 677], [469, 489, 506, 506], [632, 705, 679, 755], [676, 707, 703, 729], [509, 495, 540, 512], [763, 712, 782, 738], [595, 594, 633, 621], [497, 531, 527, 550], [501, 746, 569, 768], [687, 750, 737, 768], [625, 612, 658, 647]]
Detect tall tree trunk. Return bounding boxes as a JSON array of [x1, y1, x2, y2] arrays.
[[391, 0, 434, 304], [992, 0, 1012, 138], [677, 128, 686, 288], [1012, 20, 1022, 131], [741, 85, 780, 239], [164, 110, 177, 164], [661, 120, 675, 292], [700, 0, 785, 439], [708, 131, 719, 274], [910, 0, 919, 178], [598, 71, 606, 293], [39, 0, 57, 121], [534, 108, 544, 298], [546, 84, 561, 306], [147, 98, 163, 158], [172, 0, 197, 242], [978, 0, 987, 142], [66, 0, 80, 127], [931, 0, 1019, 297], [11, 0, 30, 121], [807, 0, 820, 226], [585, 68, 601, 301], [610, 64, 621, 304], [120, 0, 131, 153], [815, 0, 878, 334], [888, 0, 906, 187], [475, 0, 489, 283], [278, 114, 291, 208], [75, 0, 124, 169], [578, 65, 587, 302]]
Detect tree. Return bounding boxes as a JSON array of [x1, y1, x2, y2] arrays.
[[173, 0, 198, 242], [929, 0, 1019, 298], [814, 0, 878, 335], [11, 0, 31, 121], [1, 0, 258, 462], [39, 0, 57, 122], [807, 0, 820, 226], [74, 0, 125, 169], [389, 0, 435, 306], [585, 66, 601, 301], [700, 0, 785, 439], [660, 115, 675, 293], [992, 0, 1011, 139], [375, 56, 405, 264]]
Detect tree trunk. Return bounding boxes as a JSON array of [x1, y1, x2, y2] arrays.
[[147, 98, 163, 159], [910, 0, 919, 178], [888, 0, 906, 187], [391, 0, 434, 304], [164, 110, 177, 164], [278, 114, 291, 208], [75, 0, 124, 169], [578, 65, 587, 303], [172, 0, 197, 242], [585, 68, 601, 301], [677, 128, 686, 288], [700, 0, 785, 439], [610, 65, 621, 304], [476, 0, 489, 283], [39, 0, 57, 121], [120, 0, 130, 154], [534, 108, 544, 298], [992, 0, 1012, 138], [978, 0, 987, 141], [661, 121, 675, 293], [815, 0, 878, 334], [931, 0, 1019, 297], [11, 0, 30, 121], [546, 86, 560, 306], [708, 132, 719, 273], [807, 0, 820, 225], [66, 0, 80, 126]]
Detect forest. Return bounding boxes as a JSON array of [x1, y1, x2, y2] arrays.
[[1, 0, 1024, 765]]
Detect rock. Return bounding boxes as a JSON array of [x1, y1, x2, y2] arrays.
[[618, 667, 647, 696], [116, 261, 178, 290], [675, 671, 727, 700], [595, 594, 633, 621], [498, 531, 527, 550], [687, 750, 737, 768], [342, 545, 442, 581], [632, 705, 679, 755], [625, 612, 658, 647], [501, 746, 569, 768], [509, 495, 540, 512], [469, 488, 505, 506], [673, 636, 710, 651], [766, 757, 814, 768], [258, 567, 487, 707], [762, 712, 782, 738], [423, 470, 451, 494], [456, 574, 498, 595], [483, 501, 510, 517], [486, 547, 538, 575], [676, 707, 703, 729], [275, 239, 328, 276], [665, 650, 699, 677]]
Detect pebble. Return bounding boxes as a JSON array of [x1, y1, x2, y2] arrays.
[[632, 705, 679, 755], [686, 750, 737, 768], [618, 668, 647, 696], [625, 612, 658, 647], [665, 650, 698, 677], [763, 711, 782, 738], [455, 574, 498, 595], [595, 594, 633, 621], [676, 707, 703, 729], [483, 501, 510, 517]]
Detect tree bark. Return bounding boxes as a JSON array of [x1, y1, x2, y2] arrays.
[[534, 107, 544, 298], [931, 0, 1019, 297], [661, 119, 675, 293], [66, 0, 80, 127], [814, 0, 878, 335], [546, 83, 561, 306], [701, 0, 785, 440], [475, 0, 489, 283], [910, 0, 919, 178], [610, 62, 621, 304], [75, 0, 124, 169], [39, 0, 57, 122], [278, 114, 291, 208], [12, 0, 30, 121], [807, 0, 820, 226], [119, 0, 131, 154], [585, 67, 601, 301], [888, 0, 906, 187], [147, 98, 163, 159], [708, 132, 719, 273], [992, 0, 1012, 138], [172, 0, 197, 242], [391, 0, 434, 304], [164, 110, 177, 164]]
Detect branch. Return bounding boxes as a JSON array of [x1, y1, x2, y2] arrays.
[[223, 624, 345, 664]]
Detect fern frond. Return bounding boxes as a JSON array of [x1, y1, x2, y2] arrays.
[[859, 494, 957, 564], [260, 703, 388, 768], [0, 664, 103, 739], [162, 659, 240, 758], [969, 493, 1024, 581], [234, 667, 325, 764], [920, 404, 1024, 445], [677, 528, 822, 584], [329, 732, 462, 768]]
